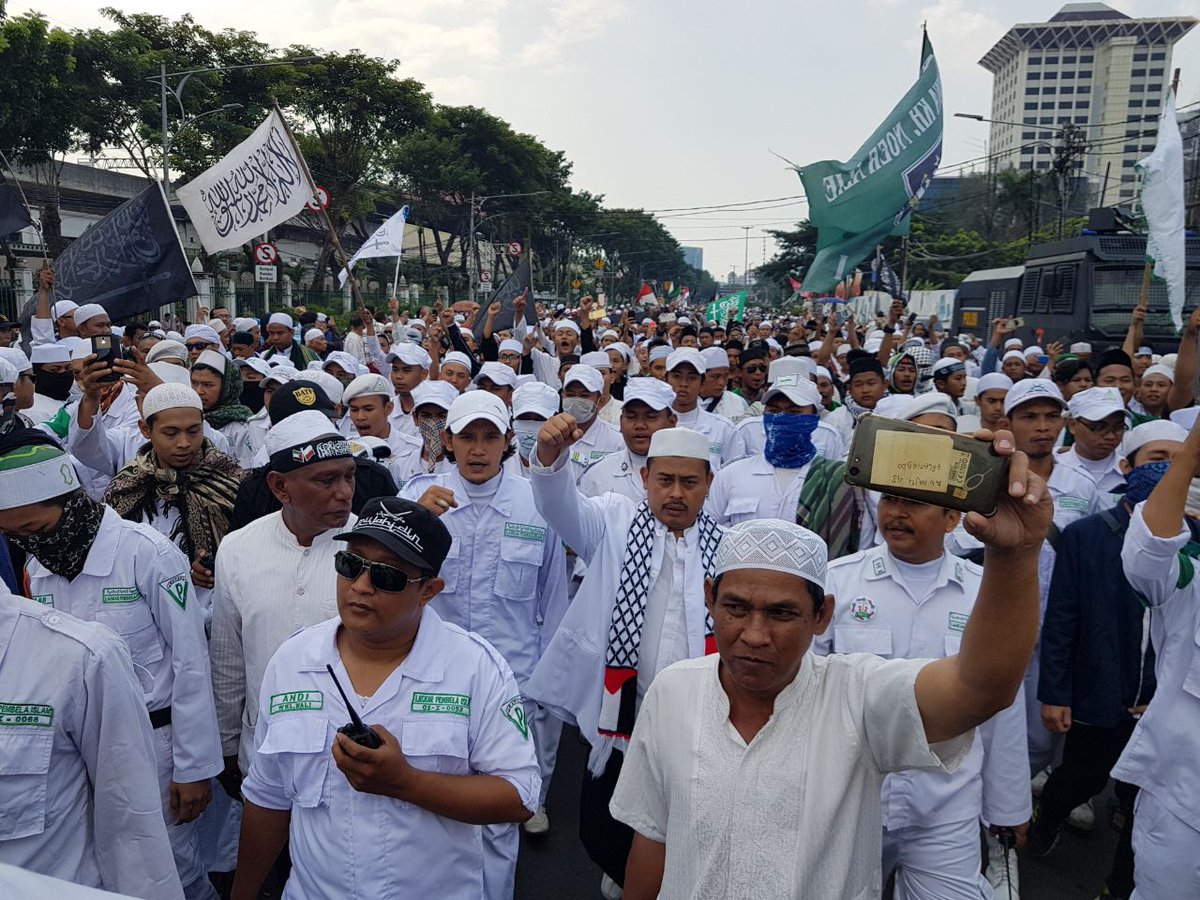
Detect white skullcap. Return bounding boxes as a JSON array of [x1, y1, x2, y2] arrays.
[[1004, 377, 1066, 415], [872, 394, 911, 419], [1170, 407, 1199, 432], [563, 364, 604, 394], [307, 371, 347, 408], [1136, 345, 1154, 357], [141, 382, 202, 421], [1003, 338, 1023, 351], [207, 319, 227, 334], [307, 360, 326, 370], [265, 409, 340, 457], [342, 373, 392, 405], [623, 377, 676, 411], [304, 328, 325, 344], [601, 329, 620, 341], [454, 313, 465, 324], [580, 351, 611, 370], [836, 343, 851, 356], [1159, 353, 1178, 369], [678, 316, 691, 325], [184, 324, 224, 347], [762, 373, 821, 410], [0, 347, 32, 374], [1024, 345, 1045, 358], [901, 392, 959, 425], [268, 312, 293, 328], [234, 317, 258, 332], [30, 343, 71, 365], [447, 390, 510, 434], [665, 347, 706, 374], [1067, 387, 1129, 422], [807, 341, 824, 353], [513, 381, 560, 420], [70, 342, 93, 362], [641, 317, 655, 326], [553, 319, 581, 336], [648, 345, 672, 363], [73, 303, 107, 327], [234, 357, 272, 379], [473, 360, 516, 389], [50, 300, 78, 319], [411, 379, 458, 412], [1002, 349, 1027, 364], [713, 518, 827, 589], [1069, 342, 1092, 354], [768, 356, 815, 383], [148, 361, 193, 388], [110, 326, 125, 339], [1142, 364, 1174, 383], [193, 350, 229, 376], [930, 357, 966, 376], [607, 342, 633, 362], [1123, 419, 1188, 460], [320, 351, 363, 376], [814, 365, 833, 382], [647, 426, 709, 461], [386, 343, 432, 369], [499, 339, 524, 356], [0, 441, 79, 509], [165, 331, 184, 342], [440, 351, 473, 373], [975, 372, 1012, 395], [766, 338, 782, 352], [700, 347, 729, 370], [263, 368, 296, 388], [316, 313, 328, 323], [863, 337, 883, 354], [0, 357, 17, 385]]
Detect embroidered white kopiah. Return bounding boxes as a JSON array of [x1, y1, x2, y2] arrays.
[[713, 518, 829, 589]]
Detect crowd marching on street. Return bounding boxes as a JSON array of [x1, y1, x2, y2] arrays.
[[0, 272, 1198, 900]]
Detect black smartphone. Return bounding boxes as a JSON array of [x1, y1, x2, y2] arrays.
[[90, 334, 123, 383], [844, 414, 1010, 516]]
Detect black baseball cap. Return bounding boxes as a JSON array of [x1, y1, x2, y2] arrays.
[[335, 497, 452, 575], [268, 379, 336, 425]]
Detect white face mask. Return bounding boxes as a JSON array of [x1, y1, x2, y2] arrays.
[[513, 419, 541, 456], [562, 397, 596, 425]]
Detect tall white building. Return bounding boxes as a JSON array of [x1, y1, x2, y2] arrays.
[[980, 3, 1195, 208]]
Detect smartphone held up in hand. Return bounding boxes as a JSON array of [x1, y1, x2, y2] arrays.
[[90, 334, 124, 383]]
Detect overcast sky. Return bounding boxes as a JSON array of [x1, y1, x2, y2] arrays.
[[15, 0, 1200, 279]]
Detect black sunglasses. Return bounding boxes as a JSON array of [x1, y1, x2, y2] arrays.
[[186, 341, 214, 351], [743, 364, 768, 374], [334, 550, 430, 593]]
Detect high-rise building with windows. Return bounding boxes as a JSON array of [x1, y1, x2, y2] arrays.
[[979, 3, 1195, 207], [682, 246, 704, 271]]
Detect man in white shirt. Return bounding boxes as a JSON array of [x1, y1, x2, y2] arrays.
[[666, 348, 736, 465], [526, 422, 723, 895], [1115, 411, 1200, 899], [815, 495, 1030, 899], [611, 444, 1052, 900], [1056, 387, 1129, 502], [698, 345, 749, 421], [0, 587, 183, 899], [232, 498, 539, 900], [343, 373, 423, 467], [384, 342, 431, 439], [561, 363, 624, 483], [210, 411, 357, 781], [580, 378, 677, 502]]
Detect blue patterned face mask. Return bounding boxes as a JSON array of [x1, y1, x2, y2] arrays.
[[513, 420, 541, 457], [763, 413, 820, 469], [1122, 460, 1172, 506]]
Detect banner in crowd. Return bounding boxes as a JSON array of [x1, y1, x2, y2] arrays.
[[871, 247, 905, 299], [338, 205, 410, 288], [799, 32, 942, 291], [176, 109, 310, 254], [1137, 86, 1186, 331], [0, 171, 33, 237], [472, 254, 534, 340], [51, 182, 197, 318], [706, 290, 746, 326]]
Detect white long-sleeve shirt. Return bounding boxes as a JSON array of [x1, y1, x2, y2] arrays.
[[24, 507, 221, 785], [0, 591, 183, 899], [209, 510, 354, 774]]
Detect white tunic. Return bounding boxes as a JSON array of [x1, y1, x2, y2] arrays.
[[0, 592, 183, 899], [210, 510, 355, 774], [242, 608, 540, 900], [727, 415, 847, 462], [673, 405, 736, 465], [566, 418, 625, 483], [609, 654, 972, 900], [579, 448, 646, 502]]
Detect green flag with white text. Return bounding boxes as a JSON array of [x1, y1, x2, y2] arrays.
[[799, 32, 942, 292], [706, 291, 746, 326]]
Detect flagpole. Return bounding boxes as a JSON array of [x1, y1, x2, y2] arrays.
[[270, 101, 367, 313], [1138, 67, 1181, 313], [899, 236, 910, 305], [392, 255, 403, 304], [0, 148, 49, 263]]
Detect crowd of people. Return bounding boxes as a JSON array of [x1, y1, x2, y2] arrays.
[[0, 266, 1197, 900]]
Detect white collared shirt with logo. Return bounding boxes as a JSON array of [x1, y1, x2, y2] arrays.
[[0, 591, 183, 899], [22, 507, 221, 786], [814, 546, 1030, 831], [566, 419, 625, 483], [242, 608, 539, 900], [400, 468, 568, 687], [673, 405, 736, 466]]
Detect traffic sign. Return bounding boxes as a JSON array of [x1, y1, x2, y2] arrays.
[[306, 187, 330, 212], [507, 241, 522, 256], [254, 243, 278, 265], [255, 265, 277, 283], [479, 280, 494, 294], [480, 271, 493, 283], [571, 278, 583, 290], [593, 258, 606, 269]]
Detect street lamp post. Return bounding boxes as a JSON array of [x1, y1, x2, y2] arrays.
[[466, 190, 551, 302]]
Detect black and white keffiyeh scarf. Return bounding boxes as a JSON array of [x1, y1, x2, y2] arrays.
[[599, 502, 722, 747]]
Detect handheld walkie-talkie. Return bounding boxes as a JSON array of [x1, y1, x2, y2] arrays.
[[325, 664, 382, 749]]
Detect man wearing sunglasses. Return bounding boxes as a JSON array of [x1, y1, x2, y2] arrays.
[[183, 324, 226, 365], [233, 497, 538, 900], [210, 411, 357, 799], [1057, 387, 1131, 506], [733, 344, 769, 405]]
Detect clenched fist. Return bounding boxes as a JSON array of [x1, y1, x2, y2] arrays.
[[537, 413, 583, 467]]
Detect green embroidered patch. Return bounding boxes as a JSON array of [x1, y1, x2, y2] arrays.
[[32, 594, 52, 607], [503, 523, 546, 543], [411, 692, 471, 716], [948, 611, 969, 633], [0, 703, 53, 727], [501, 696, 529, 739], [269, 691, 324, 714], [1057, 495, 1090, 512], [102, 587, 142, 604], [159, 574, 189, 611]]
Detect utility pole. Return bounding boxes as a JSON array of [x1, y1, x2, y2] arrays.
[[467, 191, 476, 303], [1052, 123, 1088, 239], [160, 62, 170, 193], [742, 226, 751, 289]]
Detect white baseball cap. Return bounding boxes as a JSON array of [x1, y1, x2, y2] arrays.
[[622, 377, 676, 412], [233, 357, 272, 379], [386, 343, 432, 369], [762, 373, 821, 410], [665, 347, 706, 374], [1067, 387, 1129, 423], [446, 390, 510, 434], [1004, 378, 1066, 416], [699, 347, 729, 371], [513, 381, 559, 420], [410, 379, 458, 413], [342, 373, 393, 405], [473, 360, 516, 389], [562, 364, 604, 394]]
